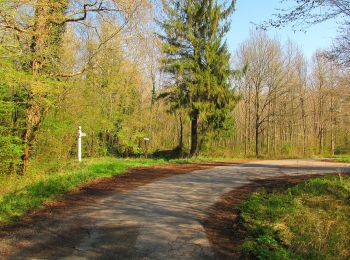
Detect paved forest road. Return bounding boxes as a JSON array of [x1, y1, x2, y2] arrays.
[[1, 160, 350, 259]]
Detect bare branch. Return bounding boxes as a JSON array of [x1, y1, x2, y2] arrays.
[[55, 1, 121, 25], [56, 2, 142, 78]]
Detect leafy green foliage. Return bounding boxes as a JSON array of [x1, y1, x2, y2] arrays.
[[0, 43, 67, 174], [239, 176, 350, 259], [0, 56, 27, 173]]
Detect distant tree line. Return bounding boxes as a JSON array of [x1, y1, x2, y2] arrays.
[[232, 31, 350, 158]]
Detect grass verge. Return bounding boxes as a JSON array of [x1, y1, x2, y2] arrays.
[[0, 157, 189, 225], [333, 155, 350, 163], [239, 175, 350, 259]]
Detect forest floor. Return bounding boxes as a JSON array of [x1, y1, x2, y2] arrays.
[[0, 159, 349, 259]]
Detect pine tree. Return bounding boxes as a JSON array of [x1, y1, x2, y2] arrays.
[[159, 0, 237, 156]]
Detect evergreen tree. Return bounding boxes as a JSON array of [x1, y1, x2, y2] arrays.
[[159, 0, 237, 156]]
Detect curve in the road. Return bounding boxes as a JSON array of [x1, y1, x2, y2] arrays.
[[1, 159, 349, 259]]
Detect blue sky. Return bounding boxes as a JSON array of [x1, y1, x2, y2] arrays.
[[227, 0, 340, 60]]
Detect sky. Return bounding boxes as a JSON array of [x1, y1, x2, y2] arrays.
[[227, 0, 341, 60]]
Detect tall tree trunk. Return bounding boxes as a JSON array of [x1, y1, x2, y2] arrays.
[[20, 1, 49, 174], [178, 112, 184, 156], [151, 71, 156, 105], [255, 83, 260, 157], [20, 95, 46, 174], [331, 123, 335, 156], [248, 85, 252, 154], [190, 108, 199, 157], [300, 95, 307, 156], [255, 116, 259, 157], [266, 101, 271, 155], [19, 0, 68, 174], [91, 130, 95, 157], [330, 96, 335, 156], [319, 127, 324, 155], [244, 101, 248, 156], [272, 89, 277, 155]]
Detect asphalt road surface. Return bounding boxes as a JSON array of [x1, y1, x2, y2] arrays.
[[1, 159, 349, 259]]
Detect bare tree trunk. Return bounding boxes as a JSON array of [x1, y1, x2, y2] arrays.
[[244, 97, 248, 156], [301, 99, 307, 156], [151, 71, 156, 105], [330, 96, 335, 156], [178, 112, 184, 156], [20, 95, 46, 174], [319, 127, 324, 155], [190, 108, 199, 157], [255, 116, 259, 157], [273, 93, 277, 155], [19, 0, 68, 174], [91, 131, 95, 157], [331, 124, 335, 156], [255, 83, 260, 157], [266, 101, 271, 155], [248, 85, 252, 154]]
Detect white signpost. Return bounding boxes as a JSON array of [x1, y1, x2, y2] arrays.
[[78, 126, 87, 162]]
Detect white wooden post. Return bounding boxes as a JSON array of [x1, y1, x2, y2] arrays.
[[78, 126, 86, 162]]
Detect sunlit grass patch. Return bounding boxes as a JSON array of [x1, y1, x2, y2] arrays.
[[334, 155, 350, 163], [239, 175, 350, 259]]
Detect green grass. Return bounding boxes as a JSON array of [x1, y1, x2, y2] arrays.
[[239, 175, 350, 260], [0, 157, 191, 225], [333, 155, 350, 163]]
